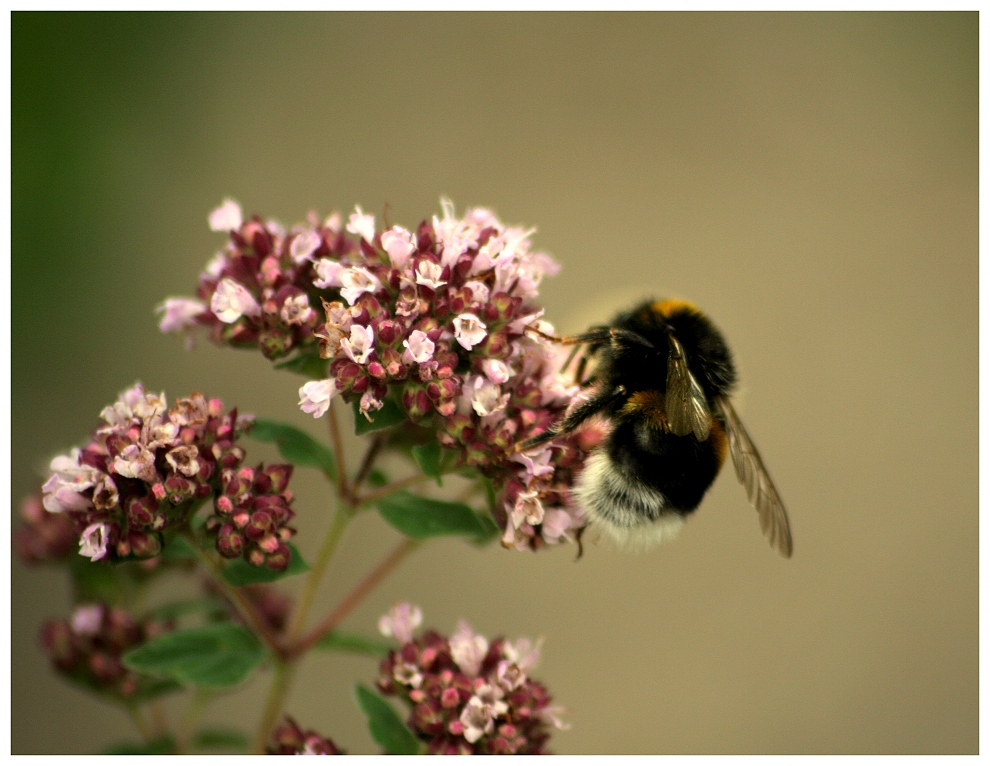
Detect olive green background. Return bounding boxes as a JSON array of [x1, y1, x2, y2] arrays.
[[11, 12, 977, 754]]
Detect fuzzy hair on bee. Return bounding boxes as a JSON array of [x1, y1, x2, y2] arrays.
[[520, 298, 793, 558]]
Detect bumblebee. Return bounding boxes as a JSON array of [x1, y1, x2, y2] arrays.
[[521, 298, 792, 558]]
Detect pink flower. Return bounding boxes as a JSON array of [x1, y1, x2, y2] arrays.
[[70, 604, 104, 636], [339, 266, 382, 305], [156, 298, 205, 333], [378, 602, 423, 644], [449, 620, 489, 677], [415, 260, 445, 290], [289, 229, 321, 263], [381, 226, 416, 269], [298, 379, 339, 419], [480, 358, 512, 384], [452, 313, 487, 350], [210, 278, 261, 323], [79, 522, 110, 561], [280, 293, 314, 326], [312, 258, 345, 289], [346, 204, 376, 243], [208, 199, 242, 232], [468, 376, 508, 418], [341, 324, 375, 364], [511, 490, 545, 527], [402, 330, 435, 364]]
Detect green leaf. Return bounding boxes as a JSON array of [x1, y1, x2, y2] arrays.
[[375, 491, 491, 540], [70, 556, 126, 604], [103, 735, 175, 755], [221, 542, 309, 586], [367, 468, 389, 488], [354, 684, 422, 755], [411, 441, 443, 486], [472, 512, 500, 545], [353, 398, 407, 435], [316, 630, 392, 658], [159, 533, 198, 562], [192, 728, 248, 751], [250, 419, 336, 480], [122, 623, 265, 689], [144, 597, 228, 622], [132, 678, 184, 703], [273, 351, 328, 379]]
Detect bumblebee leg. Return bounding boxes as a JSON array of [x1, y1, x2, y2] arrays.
[[514, 385, 627, 453]]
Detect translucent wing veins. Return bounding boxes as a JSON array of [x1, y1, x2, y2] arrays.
[[715, 396, 793, 558], [665, 334, 711, 441]]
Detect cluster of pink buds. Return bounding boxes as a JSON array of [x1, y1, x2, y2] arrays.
[[375, 603, 567, 755], [268, 717, 343, 755], [40, 383, 296, 569], [14, 494, 77, 565], [162, 200, 597, 551], [40, 603, 173, 699]]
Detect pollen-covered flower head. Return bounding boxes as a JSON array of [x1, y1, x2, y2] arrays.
[[41, 383, 297, 570], [375, 603, 567, 755], [163, 199, 594, 551]]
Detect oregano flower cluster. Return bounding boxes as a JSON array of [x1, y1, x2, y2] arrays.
[[375, 603, 567, 755], [40, 383, 296, 570], [160, 199, 597, 551]]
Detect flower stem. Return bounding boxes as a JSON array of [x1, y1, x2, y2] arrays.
[[250, 657, 297, 754], [355, 474, 429, 506], [181, 531, 284, 657], [174, 688, 213, 754], [125, 702, 156, 744], [292, 536, 421, 658], [327, 398, 350, 501], [285, 502, 354, 643]]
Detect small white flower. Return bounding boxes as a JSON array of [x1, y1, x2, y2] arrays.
[[324, 211, 342, 233], [339, 266, 383, 305], [312, 258, 345, 289], [462, 280, 490, 305], [289, 229, 322, 263], [211, 278, 261, 323], [452, 313, 488, 351], [512, 447, 555, 479], [79, 522, 111, 561], [511, 489, 545, 527], [378, 603, 423, 644], [298, 379, 339, 419], [414, 260, 445, 290], [359, 390, 383, 420], [469, 376, 508, 418], [165, 445, 200, 477], [156, 298, 205, 333], [70, 604, 104, 636], [481, 358, 512, 384], [401, 330, 435, 364], [380, 226, 417, 269], [208, 199, 242, 232], [113, 444, 159, 483], [204, 252, 226, 278], [280, 293, 314, 325], [449, 620, 489, 677], [346, 204, 376, 243], [341, 324, 375, 364]]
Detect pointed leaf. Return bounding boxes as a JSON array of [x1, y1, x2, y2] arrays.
[[122, 623, 264, 689], [159, 533, 198, 562], [411, 441, 443, 486], [273, 351, 328, 379], [144, 597, 228, 622], [221, 542, 309, 586], [192, 728, 248, 751], [375, 491, 490, 540], [250, 419, 336, 480], [316, 630, 392, 658], [355, 684, 422, 755], [103, 736, 175, 755], [353, 398, 407, 435]]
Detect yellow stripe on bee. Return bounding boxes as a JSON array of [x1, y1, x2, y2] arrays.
[[621, 390, 666, 418], [650, 298, 701, 319]]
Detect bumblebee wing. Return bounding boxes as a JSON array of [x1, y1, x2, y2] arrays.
[[665, 334, 711, 441], [716, 396, 793, 558]]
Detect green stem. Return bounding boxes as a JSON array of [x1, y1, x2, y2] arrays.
[[355, 474, 429, 506], [175, 688, 214, 754], [125, 703, 156, 744], [250, 658, 297, 754], [181, 531, 284, 657], [285, 502, 354, 642], [292, 537, 421, 658]]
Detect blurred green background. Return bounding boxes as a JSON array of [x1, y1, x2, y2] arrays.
[[12, 12, 977, 754]]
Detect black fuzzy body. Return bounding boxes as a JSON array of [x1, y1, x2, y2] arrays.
[[574, 299, 737, 540]]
